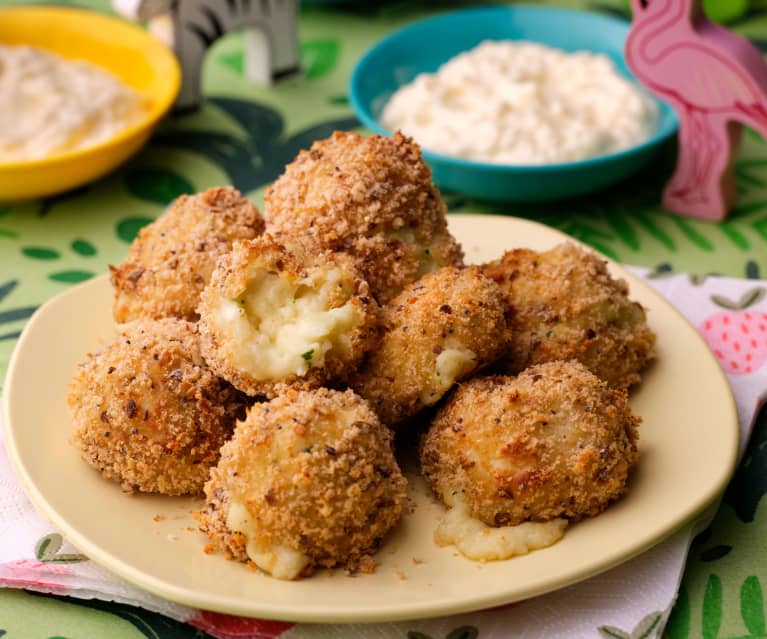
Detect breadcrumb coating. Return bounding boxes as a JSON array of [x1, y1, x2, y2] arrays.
[[482, 243, 656, 388], [264, 131, 464, 303], [198, 236, 379, 398], [198, 388, 407, 578], [111, 187, 265, 322], [351, 266, 511, 426], [69, 319, 247, 495], [420, 361, 640, 526]]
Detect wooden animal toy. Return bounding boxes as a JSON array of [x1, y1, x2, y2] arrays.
[[626, 0, 767, 222], [113, 0, 300, 111]]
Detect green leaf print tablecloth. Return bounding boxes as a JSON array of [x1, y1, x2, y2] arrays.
[[2, 0, 767, 637]]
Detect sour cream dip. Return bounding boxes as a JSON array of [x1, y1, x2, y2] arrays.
[[381, 40, 659, 165], [0, 44, 147, 163]]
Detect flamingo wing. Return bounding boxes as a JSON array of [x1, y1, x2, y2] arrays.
[[643, 43, 762, 111]]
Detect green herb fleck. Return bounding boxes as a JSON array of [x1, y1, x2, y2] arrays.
[[303, 446, 313, 453], [546, 330, 553, 337], [301, 349, 314, 361]]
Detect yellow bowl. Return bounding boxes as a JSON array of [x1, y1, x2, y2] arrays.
[[0, 6, 180, 201]]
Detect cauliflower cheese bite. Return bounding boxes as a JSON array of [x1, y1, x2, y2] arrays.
[[111, 187, 264, 323], [421, 361, 641, 528], [69, 318, 246, 495], [352, 265, 511, 425], [199, 236, 378, 397], [482, 243, 655, 388], [264, 131, 464, 304], [199, 388, 407, 579]]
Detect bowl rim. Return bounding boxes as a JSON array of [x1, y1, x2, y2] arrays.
[[0, 5, 181, 172], [349, 4, 679, 173]]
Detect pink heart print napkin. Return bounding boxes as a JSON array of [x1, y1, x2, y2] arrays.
[[0, 268, 765, 639]]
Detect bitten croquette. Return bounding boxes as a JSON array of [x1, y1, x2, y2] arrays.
[[420, 361, 640, 527], [482, 243, 656, 388], [69, 319, 247, 495], [198, 236, 379, 398], [198, 388, 407, 579], [111, 187, 265, 323], [264, 131, 464, 304], [351, 266, 511, 426]]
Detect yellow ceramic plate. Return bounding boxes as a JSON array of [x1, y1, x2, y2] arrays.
[[0, 6, 180, 201], [3, 215, 738, 622]]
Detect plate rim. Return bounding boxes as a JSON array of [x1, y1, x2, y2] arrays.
[[2, 214, 739, 622]]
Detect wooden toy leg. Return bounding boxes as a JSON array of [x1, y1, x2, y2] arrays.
[[174, 19, 206, 112], [663, 110, 735, 221], [244, 30, 271, 85], [663, 108, 695, 203]]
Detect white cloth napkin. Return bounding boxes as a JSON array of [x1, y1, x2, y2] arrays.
[[1, 269, 765, 639]]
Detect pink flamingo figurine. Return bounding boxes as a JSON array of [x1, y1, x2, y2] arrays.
[[626, 0, 767, 221]]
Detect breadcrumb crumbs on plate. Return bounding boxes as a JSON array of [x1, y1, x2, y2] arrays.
[[203, 544, 216, 554], [358, 555, 377, 574], [153, 514, 165, 522]]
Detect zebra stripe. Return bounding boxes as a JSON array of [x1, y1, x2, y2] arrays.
[[199, 5, 225, 39], [185, 23, 213, 47]]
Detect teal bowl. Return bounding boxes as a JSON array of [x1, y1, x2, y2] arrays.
[[349, 5, 678, 202]]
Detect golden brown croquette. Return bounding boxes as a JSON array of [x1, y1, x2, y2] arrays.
[[69, 319, 247, 495], [420, 361, 640, 526], [198, 388, 407, 579], [482, 243, 656, 388], [198, 235, 379, 398], [111, 187, 265, 322], [351, 266, 511, 426], [264, 131, 464, 304]]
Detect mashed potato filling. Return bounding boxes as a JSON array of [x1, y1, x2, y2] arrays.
[[435, 497, 567, 561], [226, 501, 310, 580], [212, 267, 360, 380], [420, 342, 477, 405]]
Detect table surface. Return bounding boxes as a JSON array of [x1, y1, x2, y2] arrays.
[[2, 0, 767, 637]]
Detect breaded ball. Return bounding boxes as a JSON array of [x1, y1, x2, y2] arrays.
[[111, 187, 265, 322], [264, 131, 464, 304], [482, 243, 656, 388], [198, 388, 407, 579], [69, 319, 247, 495], [198, 236, 378, 398], [351, 266, 511, 426], [420, 361, 640, 526]]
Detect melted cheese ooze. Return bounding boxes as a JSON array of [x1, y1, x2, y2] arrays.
[[420, 344, 477, 405], [212, 267, 359, 380], [226, 501, 309, 580], [435, 499, 567, 561]]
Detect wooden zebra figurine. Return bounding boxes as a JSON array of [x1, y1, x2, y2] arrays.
[[114, 0, 300, 111]]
